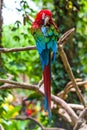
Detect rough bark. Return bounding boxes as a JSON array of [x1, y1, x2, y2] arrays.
[[0, 0, 3, 72]]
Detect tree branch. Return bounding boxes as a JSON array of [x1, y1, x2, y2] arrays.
[[58, 28, 86, 107], [58, 108, 72, 124], [0, 78, 78, 125], [11, 116, 44, 130], [0, 78, 38, 91], [0, 124, 4, 130], [11, 116, 65, 130], [68, 104, 84, 110], [0, 46, 36, 53], [57, 79, 87, 100], [58, 28, 75, 46], [73, 107, 87, 130], [23, 14, 34, 24]]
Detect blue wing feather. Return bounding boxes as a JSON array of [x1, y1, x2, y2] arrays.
[[40, 49, 50, 69], [31, 19, 58, 121], [33, 24, 58, 69]]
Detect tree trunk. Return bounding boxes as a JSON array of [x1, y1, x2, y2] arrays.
[[0, 0, 3, 73]]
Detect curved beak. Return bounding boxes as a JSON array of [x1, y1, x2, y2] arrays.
[[44, 16, 50, 25]]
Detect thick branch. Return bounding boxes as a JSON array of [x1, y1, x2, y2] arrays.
[[58, 108, 72, 124], [57, 79, 87, 100], [52, 94, 78, 125], [58, 28, 86, 107], [0, 46, 36, 53], [0, 78, 38, 89], [11, 116, 44, 130], [68, 104, 84, 110], [79, 107, 87, 119], [58, 28, 75, 46], [73, 107, 87, 130], [11, 116, 66, 130], [0, 78, 78, 125]]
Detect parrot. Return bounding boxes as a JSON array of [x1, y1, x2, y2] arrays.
[[31, 9, 58, 120]]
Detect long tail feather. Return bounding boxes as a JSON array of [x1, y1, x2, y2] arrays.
[[43, 62, 52, 120]]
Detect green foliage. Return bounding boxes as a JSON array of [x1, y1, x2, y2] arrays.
[[1, 120, 28, 130], [50, 0, 87, 95], [0, 95, 22, 130], [76, 1, 87, 76], [2, 23, 41, 83]]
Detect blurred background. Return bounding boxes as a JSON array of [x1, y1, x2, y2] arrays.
[[0, 0, 87, 129]]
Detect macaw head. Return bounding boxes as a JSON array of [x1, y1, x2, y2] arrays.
[[35, 10, 53, 25], [33, 9, 58, 30]]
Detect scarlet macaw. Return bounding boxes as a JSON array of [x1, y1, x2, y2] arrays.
[[31, 10, 58, 120]]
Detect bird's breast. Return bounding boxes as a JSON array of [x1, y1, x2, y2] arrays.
[[41, 26, 48, 36]]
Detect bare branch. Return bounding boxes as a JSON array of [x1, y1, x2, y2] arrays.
[[58, 28, 75, 46], [79, 107, 87, 119], [57, 79, 87, 100], [58, 28, 86, 107], [11, 116, 44, 130], [23, 14, 34, 25], [0, 46, 36, 53], [0, 124, 4, 130], [68, 104, 84, 110], [11, 116, 66, 130], [73, 107, 87, 130], [0, 78, 37, 89], [52, 94, 78, 125], [58, 108, 72, 124], [0, 78, 78, 125]]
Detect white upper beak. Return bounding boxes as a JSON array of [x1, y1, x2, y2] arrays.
[[44, 16, 50, 25]]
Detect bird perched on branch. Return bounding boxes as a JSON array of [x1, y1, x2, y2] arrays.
[[31, 9, 58, 120]]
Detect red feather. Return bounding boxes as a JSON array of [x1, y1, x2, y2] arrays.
[[31, 10, 58, 30], [43, 62, 51, 118]]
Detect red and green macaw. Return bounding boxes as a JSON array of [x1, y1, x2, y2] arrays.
[[31, 10, 58, 120]]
